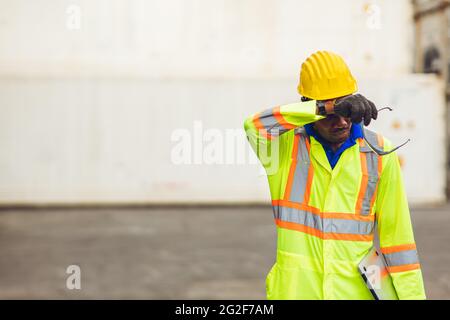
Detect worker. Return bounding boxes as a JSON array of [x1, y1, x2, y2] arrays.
[[243, 51, 426, 300]]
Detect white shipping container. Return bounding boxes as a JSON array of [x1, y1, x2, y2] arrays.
[[0, 0, 445, 205], [0, 75, 445, 205]]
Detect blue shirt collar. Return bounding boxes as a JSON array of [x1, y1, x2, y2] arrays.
[[303, 122, 364, 169]]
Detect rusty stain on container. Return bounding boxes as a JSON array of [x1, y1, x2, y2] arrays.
[[364, 52, 373, 62], [398, 154, 405, 168], [391, 120, 402, 130], [407, 120, 416, 129]]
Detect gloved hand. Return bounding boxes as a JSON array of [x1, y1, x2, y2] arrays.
[[333, 94, 378, 126]]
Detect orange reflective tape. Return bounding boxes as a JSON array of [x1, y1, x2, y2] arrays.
[[283, 135, 299, 200], [356, 146, 369, 214], [252, 112, 264, 130], [303, 163, 314, 205], [299, 135, 313, 205], [273, 106, 297, 130], [273, 199, 319, 214], [381, 243, 417, 254], [387, 263, 421, 273], [304, 135, 311, 153], [377, 146, 383, 178], [275, 219, 374, 242], [377, 133, 384, 149], [324, 232, 374, 242], [252, 113, 273, 140], [275, 218, 323, 238], [272, 199, 375, 222], [322, 211, 375, 222]]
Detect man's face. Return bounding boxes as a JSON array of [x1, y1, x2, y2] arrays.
[[313, 114, 352, 144]]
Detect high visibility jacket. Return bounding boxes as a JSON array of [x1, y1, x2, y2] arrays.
[[244, 100, 426, 300]]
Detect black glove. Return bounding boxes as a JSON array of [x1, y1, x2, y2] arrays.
[[333, 94, 378, 126]]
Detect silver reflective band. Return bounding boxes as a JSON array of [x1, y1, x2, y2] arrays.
[[288, 134, 310, 203], [361, 152, 379, 215], [360, 129, 381, 215], [383, 249, 419, 267], [273, 205, 375, 235], [360, 129, 380, 153], [258, 109, 290, 137]]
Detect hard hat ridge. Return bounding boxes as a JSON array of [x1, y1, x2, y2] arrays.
[[298, 50, 358, 100]]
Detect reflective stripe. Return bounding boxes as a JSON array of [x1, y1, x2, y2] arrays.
[[387, 264, 421, 273], [358, 130, 383, 216], [255, 106, 296, 138], [280, 128, 382, 239], [272, 200, 375, 222], [259, 108, 274, 119], [381, 243, 416, 254], [380, 243, 421, 273], [284, 134, 300, 200], [303, 138, 314, 205], [287, 131, 380, 215], [275, 219, 374, 242], [289, 134, 312, 203], [252, 113, 274, 140], [377, 132, 384, 149], [273, 107, 297, 131], [273, 205, 322, 230], [361, 152, 379, 215], [356, 148, 369, 214], [369, 152, 382, 212], [272, 205, 375, 237], [383, 249, 420, 267], [359, 129, 380, 152]]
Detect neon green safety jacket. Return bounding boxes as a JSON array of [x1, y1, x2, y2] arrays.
[[244, 100, 426, 300]]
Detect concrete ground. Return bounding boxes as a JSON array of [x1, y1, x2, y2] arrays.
[[0, 204, 448, 299]]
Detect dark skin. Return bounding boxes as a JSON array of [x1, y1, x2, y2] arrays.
[[313, 114, 352, 152]]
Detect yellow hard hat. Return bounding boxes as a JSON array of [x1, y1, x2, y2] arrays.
[[298, 51, 358, 100]]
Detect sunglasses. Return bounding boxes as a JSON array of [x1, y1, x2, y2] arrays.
[[361, 107, 410, 156]]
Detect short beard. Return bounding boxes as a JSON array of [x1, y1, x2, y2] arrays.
[[329, 132, 350, 144]]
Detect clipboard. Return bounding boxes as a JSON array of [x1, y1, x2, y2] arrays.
[[358, 246, 398, 300], [358, 222, 399, 300]]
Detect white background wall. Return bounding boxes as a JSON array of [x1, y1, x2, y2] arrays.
[[0, 0, 414, 78], [0, 0, 446, 205]]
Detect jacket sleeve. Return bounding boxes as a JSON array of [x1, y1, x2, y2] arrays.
[[243, 100, 323, 174], [375, 142, 426, 300]]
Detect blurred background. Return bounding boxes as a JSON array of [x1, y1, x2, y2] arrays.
[[0, 0, 449, 299]]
